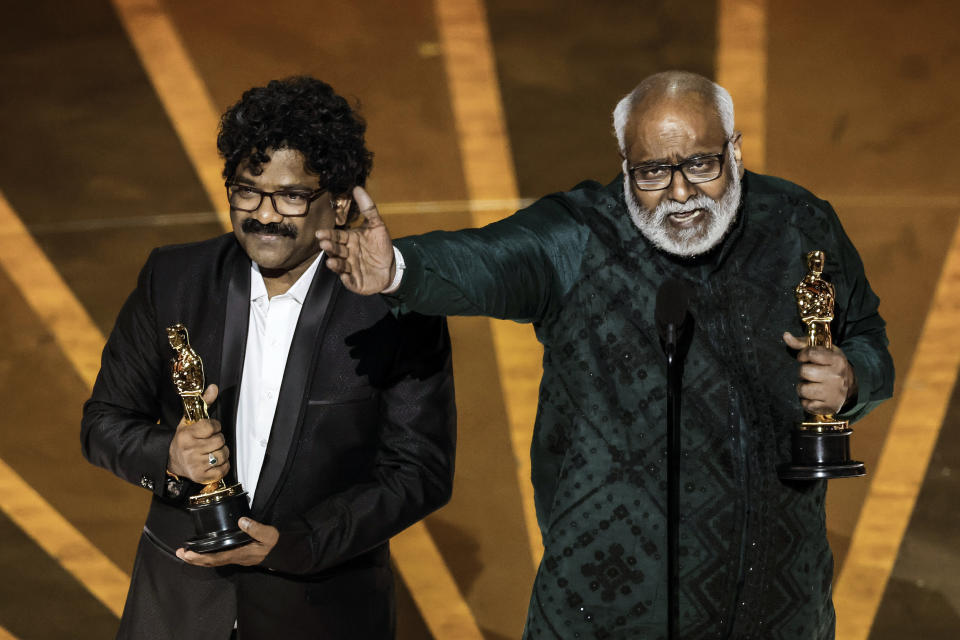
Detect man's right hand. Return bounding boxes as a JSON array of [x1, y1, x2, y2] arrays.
[[316, 186, 395, 295], [167, 384, 229, 484]]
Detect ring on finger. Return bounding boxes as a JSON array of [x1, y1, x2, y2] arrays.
[[208, 453, 218, 466]]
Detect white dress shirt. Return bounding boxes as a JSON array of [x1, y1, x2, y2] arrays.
[[235, 253, 322, 504]]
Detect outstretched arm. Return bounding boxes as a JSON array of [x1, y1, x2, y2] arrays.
[[318, 186, 588, 323]]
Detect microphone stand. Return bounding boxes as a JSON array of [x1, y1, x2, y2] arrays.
[[665, 323, 681, 640], [656, 278, 690, 640]]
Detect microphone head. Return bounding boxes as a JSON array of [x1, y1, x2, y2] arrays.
[[655, 279, 691, 342]]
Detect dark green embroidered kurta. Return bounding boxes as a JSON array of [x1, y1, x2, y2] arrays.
[[392, 172, 893, 639]]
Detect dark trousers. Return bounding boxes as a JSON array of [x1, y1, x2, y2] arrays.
[[117, 531, 396, 639], [117, 532, 237, 640]]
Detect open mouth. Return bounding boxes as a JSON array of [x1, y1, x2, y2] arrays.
[[668, 209, 704, 226]]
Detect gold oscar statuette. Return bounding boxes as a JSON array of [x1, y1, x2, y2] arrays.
[[168, 323, 253, 551], [777, 251, 866, 480]]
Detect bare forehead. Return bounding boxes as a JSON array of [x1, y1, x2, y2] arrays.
[[625, 94, 725, 158]]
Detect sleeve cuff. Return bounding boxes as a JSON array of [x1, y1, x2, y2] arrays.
[[262, 515, 314, 574], [837, 350, 872, 421], [381, 245, 406, 294], [138, 427, 178, 498]]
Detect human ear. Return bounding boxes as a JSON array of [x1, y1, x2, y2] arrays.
[[730, 131, 744, 176], [333, 197, 351, 226]]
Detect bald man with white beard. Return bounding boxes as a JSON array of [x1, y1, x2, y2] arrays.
[[317, 71, 894, 640]]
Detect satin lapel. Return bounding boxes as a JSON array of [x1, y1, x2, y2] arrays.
[[217, 253, 251, 487], [251, 258, 340, 515]]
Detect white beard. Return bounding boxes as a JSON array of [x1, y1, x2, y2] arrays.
[[623, 153, 742, 258]]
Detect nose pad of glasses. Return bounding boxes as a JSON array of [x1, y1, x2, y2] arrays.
[[252, 196, 284, 220], [667, 168, 695, 202]]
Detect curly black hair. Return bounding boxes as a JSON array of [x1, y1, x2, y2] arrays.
[[217, 76, 373, 196]]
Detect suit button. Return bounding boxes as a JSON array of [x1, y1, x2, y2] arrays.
[[140, 476, 154, 490]]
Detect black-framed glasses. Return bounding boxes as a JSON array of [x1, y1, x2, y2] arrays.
[[627, 140, 730, 191], [225, 181, 327, 217]]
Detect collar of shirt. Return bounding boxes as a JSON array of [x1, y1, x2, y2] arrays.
[[249, 252, 324, 307]]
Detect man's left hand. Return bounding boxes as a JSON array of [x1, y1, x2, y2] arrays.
[[783, 332, 857, 416], [176, 517, 279, 567]]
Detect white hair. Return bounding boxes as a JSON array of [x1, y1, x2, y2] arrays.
[[612, 74, 735, 153]]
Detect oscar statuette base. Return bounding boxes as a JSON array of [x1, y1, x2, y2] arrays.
[[184, 483, 253, 553], [777, 423, 866, 480]]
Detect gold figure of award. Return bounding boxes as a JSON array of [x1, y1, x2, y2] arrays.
[[168, 324, 253, 551], [777, 251, 866, 480]]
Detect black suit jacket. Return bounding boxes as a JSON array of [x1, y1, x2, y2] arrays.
[[82, 234, 456, 638]]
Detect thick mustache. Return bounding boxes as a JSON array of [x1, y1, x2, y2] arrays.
[[651, 195, 716, 223], [657, 195, 715, 217], [241, 218, 298, 238]]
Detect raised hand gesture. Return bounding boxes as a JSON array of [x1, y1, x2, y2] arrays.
[[316, 186, 395, 295]]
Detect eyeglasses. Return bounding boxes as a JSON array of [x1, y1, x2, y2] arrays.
[[225, 181, 327, 217], [627, 140, 730, 191]]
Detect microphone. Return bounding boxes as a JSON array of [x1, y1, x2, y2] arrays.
[[655, 278, 691, 640], [655, 279, 691, 357]]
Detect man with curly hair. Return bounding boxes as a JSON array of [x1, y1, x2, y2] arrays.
[[82, 76, 456, 639]]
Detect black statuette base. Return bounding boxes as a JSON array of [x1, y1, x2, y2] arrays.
[[778, 428, 866, 480], [184, 485, 253, 553]]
